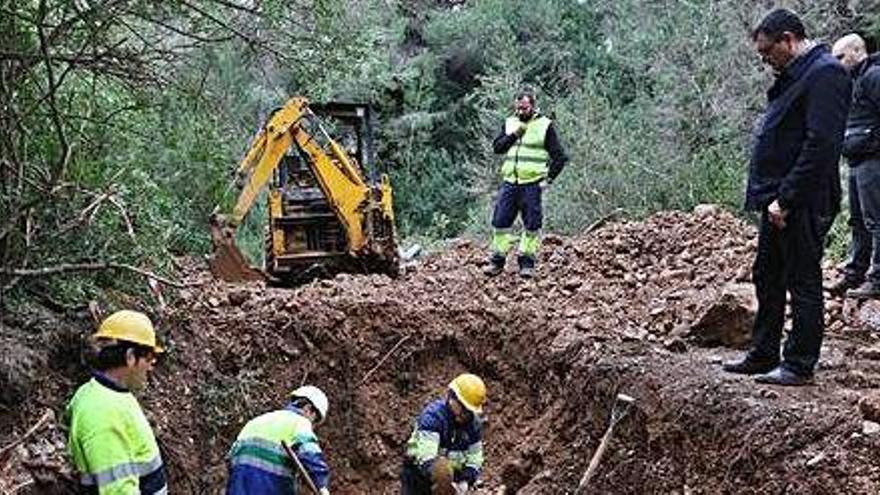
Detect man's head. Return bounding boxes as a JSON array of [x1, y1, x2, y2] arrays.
[[87, 310, 163, 391], [514, 89, 537, 121], [447, 373, 486, 425], [832, 33, 868, 69], [752, 8, 808, 74], [290, 385, 329, 425]]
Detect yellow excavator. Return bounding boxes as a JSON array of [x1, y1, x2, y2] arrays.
[[209, 97, 398, 283]]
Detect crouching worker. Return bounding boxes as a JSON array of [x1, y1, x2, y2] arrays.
[[66, 310, 167, 495], [227, 386, 331, 495], [401, 374, 487, 495]]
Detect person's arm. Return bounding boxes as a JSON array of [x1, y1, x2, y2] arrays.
[[544, 123, 569, 182], [862, 68, 880, 124], [777, 63, 851, 210], [493, 123, 524, 154], [458, 440, 483, 486], [405, 410, 445, 478], [293, 430, 331, 490]]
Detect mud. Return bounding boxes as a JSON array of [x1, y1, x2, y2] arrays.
[[3, 208, 880, 494]]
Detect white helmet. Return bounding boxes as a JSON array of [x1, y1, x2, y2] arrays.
[[291, 385, 329, 423]]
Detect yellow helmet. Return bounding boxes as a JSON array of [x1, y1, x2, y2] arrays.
[[449, 373, 486, 415], [94, 310, 164, 353]]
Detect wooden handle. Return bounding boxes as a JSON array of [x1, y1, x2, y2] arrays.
[[575, 425, 616, 494]]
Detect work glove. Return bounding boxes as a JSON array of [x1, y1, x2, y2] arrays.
[[319, 488, 330, 495], [452, 481, 469, 494]]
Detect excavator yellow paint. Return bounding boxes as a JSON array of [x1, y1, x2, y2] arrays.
[[209, 97, 398, 283]]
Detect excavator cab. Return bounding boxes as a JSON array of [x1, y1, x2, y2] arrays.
[[209, 98, 398, 284]]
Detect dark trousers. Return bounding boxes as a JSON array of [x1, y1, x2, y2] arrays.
[[491, 181, 543, 231], [400, 462, 431, 495], [844, 160, 880, 286], [750, 208, 834, 376]]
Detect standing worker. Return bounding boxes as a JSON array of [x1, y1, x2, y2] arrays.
[[401, 373, 487, 495], [828, 33, 880, 299], [226, 386, 331, 495], [66, 310, 167, 494], [483, 88, 569, 279], [723, 8, 851, 385]]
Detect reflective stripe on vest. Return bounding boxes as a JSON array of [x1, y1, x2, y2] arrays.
[[440, 440, 484, 472], [66, 378, 166, 494], [229, 409, 317, 479], [502, 115, 551, 184]]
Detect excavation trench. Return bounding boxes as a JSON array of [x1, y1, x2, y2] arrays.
[[3, 209, 880, 494]]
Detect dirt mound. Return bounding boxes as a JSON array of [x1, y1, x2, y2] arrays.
[[3, 207, 880, 494]]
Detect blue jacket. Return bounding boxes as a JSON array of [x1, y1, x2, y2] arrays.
[[404, 399, 484, 486], [226, 405, 330, 495], [746, 44, 851, 214]]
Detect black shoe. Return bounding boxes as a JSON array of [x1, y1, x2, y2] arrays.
[[483, 253, 506, 277], [847, 282, 880, 299], [826, 277, 863, 296], [517, 255, 536, 279], [754, 366, 813, 386], [722, 356, 779, 375]]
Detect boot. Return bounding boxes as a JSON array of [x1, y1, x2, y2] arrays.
[[517, 254, 536, 279], [483, 253, 506, 276], [847, 281, 880, 299]]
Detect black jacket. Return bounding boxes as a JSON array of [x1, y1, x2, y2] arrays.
[[844, 53, 880, 164], [745, 44, 852, 213], [493, 116, 569, 182]]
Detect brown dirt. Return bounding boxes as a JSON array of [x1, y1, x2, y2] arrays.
[[3, 208, 880, 494]]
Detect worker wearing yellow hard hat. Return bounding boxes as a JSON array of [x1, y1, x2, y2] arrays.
[[65, 310, 167, 494], [402, 373, 487, 495]]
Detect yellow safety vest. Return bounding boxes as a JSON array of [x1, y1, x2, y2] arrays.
[[501, 115, 552, 184], [67, 376, 166, 495]]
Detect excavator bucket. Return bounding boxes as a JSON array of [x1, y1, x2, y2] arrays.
[[208, 216, 266, 282]]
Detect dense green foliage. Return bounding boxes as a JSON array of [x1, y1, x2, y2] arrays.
[[1, 0, 879, 306]]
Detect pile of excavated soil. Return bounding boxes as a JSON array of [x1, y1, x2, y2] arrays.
[[3, 207, 880, 494]]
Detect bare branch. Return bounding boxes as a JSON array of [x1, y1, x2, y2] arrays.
[[0, 262, 196, 289], [107, 195, 136, 242], [36, 0, 71, 184]]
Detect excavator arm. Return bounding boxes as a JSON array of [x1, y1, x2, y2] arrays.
[[209, 97, 397, 282]]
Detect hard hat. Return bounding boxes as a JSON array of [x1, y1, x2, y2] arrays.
[[449, 373, 486, 415], [291, 385, 329, 423], [94, 310, 163, 353]]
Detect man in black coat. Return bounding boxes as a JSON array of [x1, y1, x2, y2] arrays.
[[829, 33, 880, 299], [723, 9, 851, 386]]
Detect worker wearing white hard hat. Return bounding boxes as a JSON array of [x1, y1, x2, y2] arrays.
[[227, 385, 331, 495]]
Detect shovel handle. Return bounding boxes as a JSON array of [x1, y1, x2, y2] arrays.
[[281, 441, 321, 495], [575, 425, 616, 494]]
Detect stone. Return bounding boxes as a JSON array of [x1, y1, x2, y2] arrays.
[[862, 420, 880, 435], [688, 283, 756, 348], [664, 337, 687, 353], [858, 392, 880, 422], [693, 204, 722, 216], [806, 452, 826, 468], [227, 289, 250, 306], [856, 345, 880, 361], [858, 300, 880, 333]]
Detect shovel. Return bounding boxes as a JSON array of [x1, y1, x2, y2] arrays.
[[575, 393, 636, 493]]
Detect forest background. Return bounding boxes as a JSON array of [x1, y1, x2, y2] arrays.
[[2, 0, 880, 309]]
